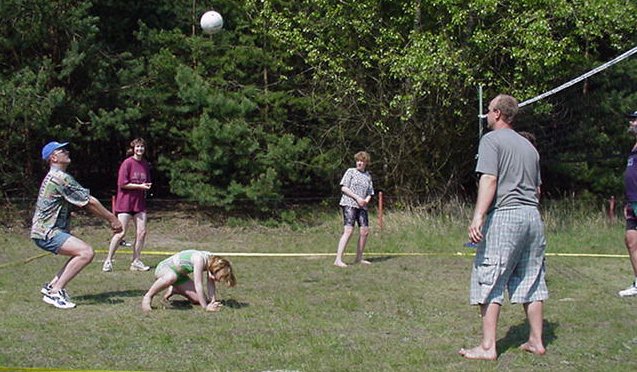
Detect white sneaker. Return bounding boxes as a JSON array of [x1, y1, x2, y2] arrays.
[[618, 284, 637, 297], [41, 283, 69, 299], [130, 260, 150, 272], [43, 291, 76, 309], [41, 282, 52, 295], [102, 260, 113, 272]]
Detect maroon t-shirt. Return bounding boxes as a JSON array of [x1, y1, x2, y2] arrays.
[[114, 157, 150, 213]]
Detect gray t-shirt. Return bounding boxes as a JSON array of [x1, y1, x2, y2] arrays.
[[339, 168, 374, 209], [475, 128, 541, 210]]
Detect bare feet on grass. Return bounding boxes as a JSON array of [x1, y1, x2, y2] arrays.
[[141, 296, 152, 312], [334, 261, 348, 268], [520, 342, 546, 356], [355, 259, 371, 265], [458, 346, 497, 360]]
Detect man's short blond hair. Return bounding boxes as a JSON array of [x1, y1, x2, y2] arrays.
[[494, 94, 519, 124]]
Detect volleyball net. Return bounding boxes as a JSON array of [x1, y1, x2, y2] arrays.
[[518, 45, 637, 109]]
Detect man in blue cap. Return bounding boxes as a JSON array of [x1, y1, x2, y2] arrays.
[[620, 111, 637, 297], [31, 141, 123, 309]]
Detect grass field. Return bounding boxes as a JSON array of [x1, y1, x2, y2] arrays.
[[1, 204, 637, 371]]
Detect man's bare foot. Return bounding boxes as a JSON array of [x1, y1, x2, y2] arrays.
[[141, 296, 152, 312], [334, 261, 348, 268], [355, 259, 371, 265], [520, 342, 546, 355], [458, 346, 497, 360]]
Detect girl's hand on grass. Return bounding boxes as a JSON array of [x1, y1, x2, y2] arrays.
[[206, 301, 223, 312]]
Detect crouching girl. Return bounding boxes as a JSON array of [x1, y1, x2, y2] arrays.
[[142, 250, 236, 312]]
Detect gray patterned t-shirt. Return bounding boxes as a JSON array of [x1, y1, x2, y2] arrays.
[[339, 168, 374, 209]]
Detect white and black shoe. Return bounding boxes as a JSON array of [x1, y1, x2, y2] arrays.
[[41, 283, 69, 299], [40, 282, 52, 295], [42, 290, 76, 309]]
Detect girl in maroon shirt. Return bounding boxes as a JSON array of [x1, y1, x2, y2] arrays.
[[103, 138, 152, 272]]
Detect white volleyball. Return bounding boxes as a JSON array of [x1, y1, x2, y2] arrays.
[[200, 11, 223, 34]]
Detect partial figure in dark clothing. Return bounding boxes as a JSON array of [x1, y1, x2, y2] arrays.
[[619, 111, 637, 297]]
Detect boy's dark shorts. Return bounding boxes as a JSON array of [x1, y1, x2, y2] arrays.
[[342, 206, 369, 227]]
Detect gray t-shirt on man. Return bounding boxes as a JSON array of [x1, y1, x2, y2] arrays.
[[475, 128, 541, 210]]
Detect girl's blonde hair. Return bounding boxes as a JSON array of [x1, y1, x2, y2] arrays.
[[208, 256, 237, 287]]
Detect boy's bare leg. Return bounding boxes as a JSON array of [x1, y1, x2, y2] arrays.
[[334, 226, 353, 267], [354, 227, 371, 264]]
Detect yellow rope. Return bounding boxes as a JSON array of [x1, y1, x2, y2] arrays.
[[1, 249, 628, 270]]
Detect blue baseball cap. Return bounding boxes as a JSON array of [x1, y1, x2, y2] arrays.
[[41, 141, 69, 160], [626, 111, 637, 119]]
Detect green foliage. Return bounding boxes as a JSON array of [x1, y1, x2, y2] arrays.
[[247, 0, 637, 197], [0, 0, 636, 204], [117, 13, 317, 210], [0, 0, 100, 193]]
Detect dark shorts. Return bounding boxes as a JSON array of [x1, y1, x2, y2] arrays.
[[342, 206, 369, 227], [32, 232, 72, 255]]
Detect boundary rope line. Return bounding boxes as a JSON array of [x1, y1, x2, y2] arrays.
[[95, 250, 629, 259], [0, 250, 628, 269]]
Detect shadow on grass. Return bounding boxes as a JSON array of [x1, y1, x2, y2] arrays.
[[74, 290, 146, 304], [161, 298, 249, 311], [497, 319, 558, 355], [221, 298, 249, 309], [162, 299, 193, 310], [367, 256, 394, 263]]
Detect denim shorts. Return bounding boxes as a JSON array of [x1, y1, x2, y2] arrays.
[[32, 232, 72, 254]]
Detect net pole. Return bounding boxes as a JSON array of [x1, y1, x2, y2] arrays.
[[377, 191, 384, 231], [478, 85, 484, 140]]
